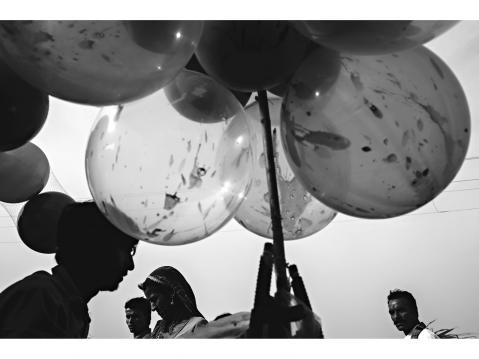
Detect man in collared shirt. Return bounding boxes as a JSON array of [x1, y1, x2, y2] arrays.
[[125, 297, 152, 338], [0, 201, 138, 338], [387, 289, 439, 339]]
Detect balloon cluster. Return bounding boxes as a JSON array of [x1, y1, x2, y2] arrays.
[[0, 20, 470, 252]]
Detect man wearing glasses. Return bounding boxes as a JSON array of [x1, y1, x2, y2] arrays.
[[0, 201, 138, 338]]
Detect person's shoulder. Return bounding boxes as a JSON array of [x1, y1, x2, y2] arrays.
[[419, 328, 440, 339], [188, 316, 208, 326], [0, 270, 53, 295]]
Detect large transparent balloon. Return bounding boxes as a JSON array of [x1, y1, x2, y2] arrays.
[[281, 46, 470, 219], [86, 70, 254, 245], [0, 20, 203, 105], [294, 20, 458, 55], [235, 98, 336, 240]]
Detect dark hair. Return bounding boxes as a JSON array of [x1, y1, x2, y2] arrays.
[[138, 266, 204, 319], [387, 289, 419, 317], [125, 297, 151, 322], [55, 201, 138, 268], [140, 278, 172, 296]]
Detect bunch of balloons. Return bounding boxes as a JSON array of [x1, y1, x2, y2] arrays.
[[0, 20, 470, 251]]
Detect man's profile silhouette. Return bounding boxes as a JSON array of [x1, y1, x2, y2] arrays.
[[0, 201, 138, 338]]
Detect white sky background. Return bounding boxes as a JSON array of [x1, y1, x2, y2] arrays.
[[1, 21, 479, 339]]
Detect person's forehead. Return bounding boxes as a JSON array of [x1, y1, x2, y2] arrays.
[[144, 283, 169, 296], [389, 298, 412, 308], [125, 308, 135, 315], [144, 286, 157, 297]]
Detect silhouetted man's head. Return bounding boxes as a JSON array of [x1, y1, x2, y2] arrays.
[[387, 289, 420, 335], [125, 297, 151, 336], [55, 201, 138, 293]]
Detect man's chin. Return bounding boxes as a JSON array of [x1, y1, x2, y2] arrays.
[[102, 281, 121, 292], [395, 323, 406, 331]]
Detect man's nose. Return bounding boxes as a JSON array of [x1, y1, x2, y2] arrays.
[[127, 255, 134, 271]]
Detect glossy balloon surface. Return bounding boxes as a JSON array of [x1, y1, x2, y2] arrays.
[[165, 70, 245, 123], [0, 20, 203, 105], [196, 21, 311, 92], [235, 98, 336, 240], [294, 20, 458, 54], [0, 60, 49, 151], [184, 54, 251, 107], [17, 191, 75, 254], [281, 46, 470, 218], [86, 77, 253, 245], [0, 142, 50, 203]]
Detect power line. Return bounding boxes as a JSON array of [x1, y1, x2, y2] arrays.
[[1, 206, 479, 243]]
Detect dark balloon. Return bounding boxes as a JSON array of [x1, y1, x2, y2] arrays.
[[294, 20, 459, 55], [17, 192, 75, 254], [267, 41, 320, 98], [0, 20, 203, 105], [125, 21, 198, 54], [268, 82, 289, 98], [0, 142, 50, 203], [0, 60, 49, 151], [195, 21, 311, 92], [185, 54, 251, 106]]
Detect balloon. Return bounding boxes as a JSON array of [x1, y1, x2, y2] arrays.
[[294, 20, 458, 55], [235, 98, 336, 240], [195, 21, 311, 92], [1, 170, 69, 225], [0, 60, 49, 151], [281, 46, 470, 219], [86, 81, 254, 245], [0, 20, 203, 105], [17, 191, 75, 254], [164, 70, 246, 124], [0, 142, 50, 203], [267, 42, 320, 98], [268, 82, 289, 98], [185, 54, 251, 107]]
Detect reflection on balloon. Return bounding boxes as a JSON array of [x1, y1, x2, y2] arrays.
[[281, 46, 470, 218], [185, 54, 251, 107], [86, 85, 253, 245], [0, 142, 50, 203], [0, 20, 203, 105], [0, 60, 49, 151], [17, 192, 75, 254], [294, 20, 458, 55], [196, 21, 311, 92], [235, 98, 336, 240], [165, 70, 246, 123]]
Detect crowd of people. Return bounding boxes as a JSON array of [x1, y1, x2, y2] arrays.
[[0, 201, 443, 339]]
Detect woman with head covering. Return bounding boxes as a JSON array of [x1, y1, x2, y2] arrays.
[[138, 266, 207, 338]]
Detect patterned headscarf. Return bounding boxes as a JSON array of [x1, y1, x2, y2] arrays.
[[138, 266, 203, 318]]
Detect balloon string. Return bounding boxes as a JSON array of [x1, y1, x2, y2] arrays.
[[256, 90, 290, 295]]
